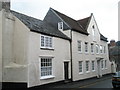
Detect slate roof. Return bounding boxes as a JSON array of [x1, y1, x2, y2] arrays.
[[77, 16, 91, 30], [100, 34, 108, 42], [51, 8, 108, 42], [51, 8, 89, 35], [11, 10, 70, 40]]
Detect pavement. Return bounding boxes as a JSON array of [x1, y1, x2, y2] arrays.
[[32, 74, 112, 88]]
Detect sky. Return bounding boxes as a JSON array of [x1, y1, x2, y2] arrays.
[[10, 0, 119, 42]]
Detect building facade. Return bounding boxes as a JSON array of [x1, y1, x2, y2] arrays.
[[0, 1, 112, 88]]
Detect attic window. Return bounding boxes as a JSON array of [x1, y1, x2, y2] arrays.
[[58, 22, 63, 30], [92, 25, 95, 29]]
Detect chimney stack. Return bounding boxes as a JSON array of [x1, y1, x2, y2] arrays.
[[110, 39, 116, 47], [0, 0, 10, 11]]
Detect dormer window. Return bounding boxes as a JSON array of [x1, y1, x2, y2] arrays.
[[58, 22, 63, 30]]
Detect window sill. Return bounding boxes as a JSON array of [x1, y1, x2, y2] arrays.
[[40, 47, 54, 50], [85, 52, 89, 54], [78, 51, 82, 54], [40, 75, 55, 80], [79, 72, 83, 75], [92, 70, 95, 72], [86, 71, 90, 73]]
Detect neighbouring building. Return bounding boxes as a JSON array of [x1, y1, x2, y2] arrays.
[[0, 1, 112, 88], [118, 1, 120, 41], [109, 40, 120, 72]]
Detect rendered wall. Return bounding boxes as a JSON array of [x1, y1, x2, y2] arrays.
[[27, 32, 71, 87], [71, 15, 111, 81], [0, 10, 2, 87], [2, 10, 28, 83]]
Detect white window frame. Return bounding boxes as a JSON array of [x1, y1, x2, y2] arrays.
[[100, 45, 103, 54], [104, 46, 106, 53], [92, 25, 95, 41], [40, 57, 55, 79], [40, 35, 53, 49], [91, 43, 94, 54], [105, 60, 107, 69], [96, 44, 99, 54], [86, 61, 90, 73], [85, 42, 88, 53], [58, 22, 63, 30], [92, 61, 95, 71], [101, 60, 104, 69], [78, 40, 82, 53], [79, 61, 83, 74]]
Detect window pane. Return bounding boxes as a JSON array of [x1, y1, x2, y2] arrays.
[[41, 36, 44, 47], [78, 41, 82, 52], [41, 58, 52, 77], [79, 61, 82, 73]]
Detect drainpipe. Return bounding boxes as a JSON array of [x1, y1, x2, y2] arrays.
[[70, 30, 73, 81]]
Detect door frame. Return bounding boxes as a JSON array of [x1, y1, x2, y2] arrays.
[[64, 62, 69, 80]]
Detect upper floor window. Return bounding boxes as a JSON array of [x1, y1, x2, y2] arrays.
[[96, 44, 99, 54], [78, 40, 82, 52], [103, 46, 106, 53], [92, 25, 95, 41], [41, 35, 53, 49], [58, 22, 63, 30], [100, 45, 103, 54], [91, 43, 94, 53], [85, 42, 88, 53]]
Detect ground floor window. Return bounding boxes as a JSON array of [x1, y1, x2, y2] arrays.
[[86, 61, 89, 72], [105, 60, 107, 68], [92, 61, 95, 71], [41, 58, 52, 77], [101, 60, 104, 69], [79, 61, 83, 73]]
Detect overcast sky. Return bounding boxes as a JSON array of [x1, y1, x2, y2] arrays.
[[11, 0, 119, 42]]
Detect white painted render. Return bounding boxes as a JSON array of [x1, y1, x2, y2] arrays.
[[1, 10, 71, 87], [27, 32, 71, 87], [0, 9, 112, 88], [1, 10, 28, 82], [0, 10, 2, 83], [70, 15, 111, 81]]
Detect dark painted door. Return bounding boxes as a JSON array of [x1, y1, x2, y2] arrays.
[[64, 62, 69, 80]]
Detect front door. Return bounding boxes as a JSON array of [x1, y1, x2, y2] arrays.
[[97, 60, 100, 78], [64, 62, 69, 80]]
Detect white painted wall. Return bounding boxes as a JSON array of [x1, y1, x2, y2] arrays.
[[71, 15, 111, 81], [2, 10, 28, 82], [0, 10, 2, 83], [27, 32, 71, 87], [119, 1, 120, 41]]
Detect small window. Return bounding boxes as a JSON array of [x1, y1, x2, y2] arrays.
[[86, 61, 89, 72], [79, 61, 83, 73], [100, 45, 103, 54], [91, 43, 94, 53], [105, 60, 107, 68], [40, 35, 53, 49], [85, 42, 88, 53], [78, 41, 82, 52], [96, 44, 99, 54], [41, 58, 52, 77], [101, 60, 104, 69], [92, 61, 95, 71], [58, 22, 63, 30], [104, 46, 106, 53]]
